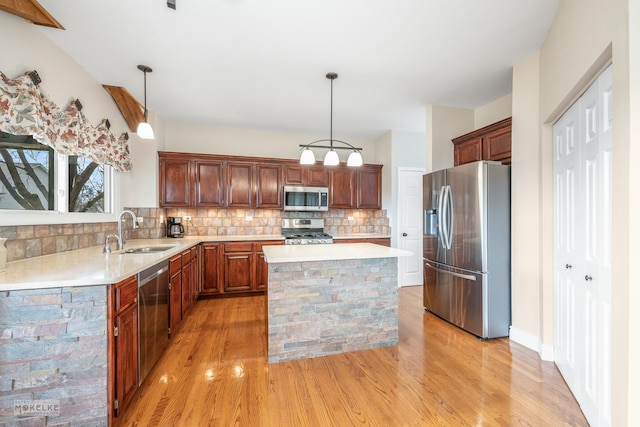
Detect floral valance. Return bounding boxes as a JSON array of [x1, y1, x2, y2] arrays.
[[0, 70, 131, 171]]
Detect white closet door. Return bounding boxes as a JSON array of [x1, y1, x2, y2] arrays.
[[553, 98, 583, 399], [553, 65, 612, 427]]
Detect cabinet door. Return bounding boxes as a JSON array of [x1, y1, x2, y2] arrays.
[[283, 164, 305, 185], [227, 162, 254, 208], [482, 127, 512, 163], [114, 303, 138, 417], [169, 272, 182, 333], [329, 167, 356, 208], [181, 263, 191, 317], [357, 166, 382, 209], [190, 247, 199, 302], [255, 240, 283, 291], [159, 158, 191, 207], [256, 163, 283, 208], [223, 242, 253, 292], [454, 137, 482, 166], [200, 243, 221, 296], [194, 160, 225, 207], [306, 166, 329, 186]]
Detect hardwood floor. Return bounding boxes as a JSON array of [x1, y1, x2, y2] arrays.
[[115, 286, 588, 426]]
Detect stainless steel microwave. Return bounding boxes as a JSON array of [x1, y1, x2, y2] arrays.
[[283, 186, 329, 211]]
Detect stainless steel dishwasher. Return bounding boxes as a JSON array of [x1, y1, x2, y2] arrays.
[[138, 260, 170, 385]]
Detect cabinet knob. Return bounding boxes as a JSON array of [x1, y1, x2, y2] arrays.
[[565, 264, 572, 269]]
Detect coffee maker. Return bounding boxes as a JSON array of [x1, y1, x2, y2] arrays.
[[166, 217, 185, 238]]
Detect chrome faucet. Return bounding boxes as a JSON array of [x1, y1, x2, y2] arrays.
[[103, 233, 121, 253], [117, 210, 139, 250]]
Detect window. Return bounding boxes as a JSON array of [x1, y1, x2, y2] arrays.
[[0, 132, 112, 214]]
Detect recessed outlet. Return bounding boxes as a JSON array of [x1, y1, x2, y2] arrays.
[[348, 216, 355, 221], [137, 216, 144, 223], [245, 215, 253, 221], [184, 215, 192, 220]]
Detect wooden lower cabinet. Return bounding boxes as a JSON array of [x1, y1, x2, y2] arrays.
[[223, 242, 253, 292], [200, 242, 221, 296], [108, 275, 139, 421], [200, 240, 283, 297], [169, 254, 183, 335]]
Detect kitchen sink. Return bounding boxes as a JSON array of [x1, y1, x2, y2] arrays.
[[123, 245, 178, 254]]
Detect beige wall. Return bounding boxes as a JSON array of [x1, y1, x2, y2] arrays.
[[426, 105, 474, 172], [510, 52, 543, 351], [513, 0, 637, 424], [164, 122, 377, 164], [474, 94, 512, 129]]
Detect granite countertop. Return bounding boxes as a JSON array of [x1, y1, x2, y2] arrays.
[[263, 243, 411, 263], [0, 235, 284, 291]]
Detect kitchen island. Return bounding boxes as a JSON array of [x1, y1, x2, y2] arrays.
[[262, 243, 411, 363]]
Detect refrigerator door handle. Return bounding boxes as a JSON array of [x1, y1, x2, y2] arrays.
[[424, 262, 477, 281], [438, 186, 446, 248], [442, 185, 453, 250]]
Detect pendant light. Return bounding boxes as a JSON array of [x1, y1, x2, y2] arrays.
[[299, 72, 363, 166], [136, 65, 154, 140]]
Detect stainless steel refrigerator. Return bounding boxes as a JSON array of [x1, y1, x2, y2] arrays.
[[423, 161, 511, 339]]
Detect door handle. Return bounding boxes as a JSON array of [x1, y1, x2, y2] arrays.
[[565, 264, 572, 269], [424, 262, 476, 281], [585, 275, 593, 281], [402, 233, 408, 237]]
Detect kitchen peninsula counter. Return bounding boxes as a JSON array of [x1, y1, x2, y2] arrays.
[[263, 243, 411, 363], [0, 235, 284, 292]]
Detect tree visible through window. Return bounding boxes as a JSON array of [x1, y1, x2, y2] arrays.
[[0, 132, 108, 213], [0, 133, 54, 210]]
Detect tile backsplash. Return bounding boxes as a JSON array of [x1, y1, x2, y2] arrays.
[[1, 207, 390, 262]]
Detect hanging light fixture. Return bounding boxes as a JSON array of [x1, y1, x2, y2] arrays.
[[136, 65, 154, 140], [299, 72, 363, 167]]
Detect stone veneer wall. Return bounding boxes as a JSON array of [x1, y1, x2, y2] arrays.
[[0, 285, 108, 425], [267, 257, 399, 363], [164, 208, 391, 237]]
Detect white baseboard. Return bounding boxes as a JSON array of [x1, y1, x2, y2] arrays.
[[509, 326, 555, 362]]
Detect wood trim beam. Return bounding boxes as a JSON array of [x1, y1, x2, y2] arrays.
[[0, 0, 64, 29], [103, 85, 144, 133]]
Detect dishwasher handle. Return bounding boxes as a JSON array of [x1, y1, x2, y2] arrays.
[[138, 262, 169, 286]]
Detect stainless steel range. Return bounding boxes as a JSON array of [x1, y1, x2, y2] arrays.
[[281, 218, 333, 245]]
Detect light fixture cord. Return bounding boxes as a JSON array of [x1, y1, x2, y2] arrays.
[[329, 76, 333, 150], [143, 70, 148, 121]]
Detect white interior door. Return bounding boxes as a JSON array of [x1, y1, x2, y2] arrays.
[[553, 65, 612, 427], [398, 168, 425, 287]]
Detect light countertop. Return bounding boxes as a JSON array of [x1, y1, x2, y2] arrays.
[[0, 235, 283, 291], [331, 233, 391, 240], [263, 243, 412, 263]]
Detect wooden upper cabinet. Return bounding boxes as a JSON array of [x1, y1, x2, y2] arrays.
[[194, 160, 225, 207], [483, 125, 512, 163], [283, 163, 329, 187], [306, 166, 329, 187], [357, 165, 382, 209], [329, 168, 356, 208], [452, 117, 512, 166], [159, 158, 191, 207], [454, 136, 483, 166], [159, 152, 382, 210], [283, 164, 305, 185], [256, 163, 282, 208], [226, 162, 254, 208]]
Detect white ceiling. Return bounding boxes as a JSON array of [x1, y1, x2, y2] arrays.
[[37, 0, 559, 140]]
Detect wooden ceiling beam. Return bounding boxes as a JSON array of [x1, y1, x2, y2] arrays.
[[0, 0, 64, 29], [103, 85, 144, 133]]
